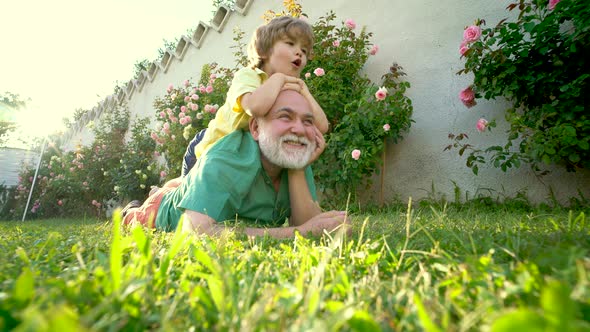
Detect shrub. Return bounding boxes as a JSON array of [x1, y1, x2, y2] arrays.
[[151, 63, 233, 179], [448, 0, 590, 174]]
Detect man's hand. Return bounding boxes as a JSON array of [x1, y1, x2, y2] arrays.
[[308, 126, 325, 165], [296, 210, 351, 237]]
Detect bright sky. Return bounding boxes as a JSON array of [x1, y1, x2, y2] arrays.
[[1, 0, 214, 147]]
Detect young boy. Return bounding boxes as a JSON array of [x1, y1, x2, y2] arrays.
[[189, 15, 328, 170]]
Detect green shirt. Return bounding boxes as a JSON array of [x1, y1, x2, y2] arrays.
[[155, 130, 317, 232]]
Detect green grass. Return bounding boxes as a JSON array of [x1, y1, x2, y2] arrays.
[[1, 202, 589, 331]]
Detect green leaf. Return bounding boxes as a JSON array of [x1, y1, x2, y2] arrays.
[[523, 22, 536, 32], [110, 209, 122, 292], [348, 310, 380, 331], [14, 267, 35, 303], [491, 309, 546, 332], [413, 294, 442, 332], [541, 280, 575, 330]]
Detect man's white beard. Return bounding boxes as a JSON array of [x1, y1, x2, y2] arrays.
[[258, 130, 316, 169]]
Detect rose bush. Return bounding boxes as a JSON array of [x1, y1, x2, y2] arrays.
[[151, 63, 232, 179], [447, 0, 590, 174], [6, 104, 162, 219]]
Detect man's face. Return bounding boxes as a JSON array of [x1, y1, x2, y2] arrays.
[[253, 91, 317, 169]]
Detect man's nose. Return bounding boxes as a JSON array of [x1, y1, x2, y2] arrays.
[[290, 119, 305, 135]]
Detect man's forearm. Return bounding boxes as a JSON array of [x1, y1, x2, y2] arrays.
[[287, 169, 322, 226]]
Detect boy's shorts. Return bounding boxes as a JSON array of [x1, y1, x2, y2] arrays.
[[123, 186, 175, 228]]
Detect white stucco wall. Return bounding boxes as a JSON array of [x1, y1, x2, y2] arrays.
[[63, 0, 590, 205]]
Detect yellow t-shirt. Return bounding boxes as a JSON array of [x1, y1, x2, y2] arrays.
[[194, 67, 268, 158]]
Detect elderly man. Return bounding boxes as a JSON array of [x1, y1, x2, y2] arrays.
[[123, 90, 348, 238]]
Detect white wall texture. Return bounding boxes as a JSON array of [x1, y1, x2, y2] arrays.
[[62, 0, 590, 205]]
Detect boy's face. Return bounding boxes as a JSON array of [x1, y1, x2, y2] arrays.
[[262, 36, 308, 77]]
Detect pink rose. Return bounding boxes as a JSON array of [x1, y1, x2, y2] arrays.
[[183, 79, 190, 87], [184, 96, 191, 102], [459, 86, 477, 108], [548, 0, 560, 10], [181, 105, 187, 113], [459, 41, 469, 56], [184, 116, 191, 123], [463, 25, 481, 43], [179, 112, 186, 118], [476, 118, 488, 132], [210, 74, 217, 80], [150, 132, 158, 141], [383, 124, 391, 132], [333, 40, 340, 47], [160, 171, 167, 178], [191, 94, 199, 100], [345, 19, 356, 30], [154, 151, 160, 157], [92, 200, 98, 205], [369, 45, 379, 55], [304, 72, 311, 79], [163, 122, 170, 130], [375, 87, 387, 101], [159, 111, 166, 118], [167, 83, 174, 93], [205, 85, 214, 93], [351, 149, 361, 160], [191, 103, 198, 111], [313, 68, 325, 76], [199, 86, 206, 94], [57, 200, 63, 206], [83, 182, 88, 186]]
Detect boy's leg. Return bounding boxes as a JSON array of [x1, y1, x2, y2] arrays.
[[182, 129, 207, 177]]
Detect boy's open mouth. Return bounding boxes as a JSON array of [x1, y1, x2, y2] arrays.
[[292, 59, 302, 67]]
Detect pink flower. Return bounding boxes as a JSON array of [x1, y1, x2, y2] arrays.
[[191, 94, 199, 100], [191, 103, 198, 111], [183, 79, 190, 87], [166, 108, 173, 115], [205, 85, 214, 93], [184, 96, 191, 102], [150, 132, 158, 141], [476, 118, 489, 132], [160, 171, 167, 178], [92, 200, 98, 205], [351, 149, 361, 160], [548, 0, 560, 10], [159, 111, 166, 118], [199, 86, 206, 94], [313, 68, 325, 76], [179, 112, 186, 118], [154, 151, 160, 157], [345, 19, 356, 30], [163, 122, 170, 130], [463, 25, 481, 43], [181, 105, 187, 113], [210, 74, 217, 80], [184, 116, 192, 123], [369, 45, 379, 55], [459, 41, 469, 56], [333, 40, 340, 47], [167, 83, 174, 92], [383, 124, 391, 131], [57, 200, 63, 206], [375, 87, 388, 101], [304, 72, 311, 79], [459, 86, 477, 108], [83, 181, 88, 186]]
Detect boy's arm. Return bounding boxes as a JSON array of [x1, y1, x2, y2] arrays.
[[241, 73, 300, 117], [299, 81, 329, 134]]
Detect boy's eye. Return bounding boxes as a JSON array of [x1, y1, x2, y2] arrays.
[[301, 49, 307, 54]]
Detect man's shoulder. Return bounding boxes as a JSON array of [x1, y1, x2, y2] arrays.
[[201, 130, 259, 163]]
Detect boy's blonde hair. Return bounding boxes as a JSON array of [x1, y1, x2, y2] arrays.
[[248, 16, 314, 69]]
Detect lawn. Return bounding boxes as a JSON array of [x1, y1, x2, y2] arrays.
[[1, 201, 589, 331]]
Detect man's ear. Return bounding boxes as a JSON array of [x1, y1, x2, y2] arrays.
[[249, 117, 261, 141]]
